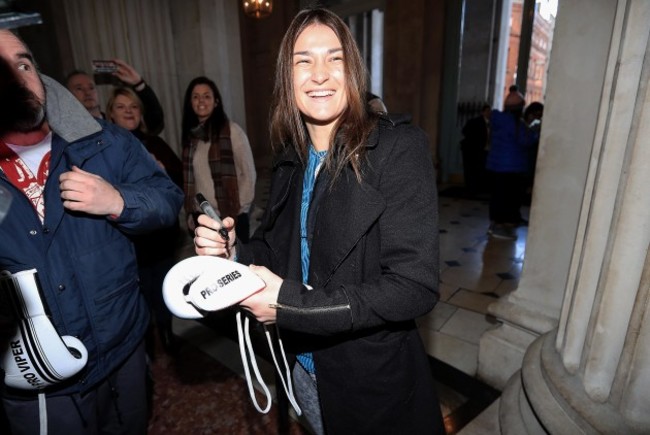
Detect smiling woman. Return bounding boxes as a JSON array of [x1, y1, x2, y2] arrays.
[[106, 87, 145, 132], [191, 7, 445, 435], [292, 24, 348, 148], [180, 76, 257, 244]]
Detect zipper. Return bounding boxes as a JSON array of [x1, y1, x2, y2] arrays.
[[269, 303, 350, 314]]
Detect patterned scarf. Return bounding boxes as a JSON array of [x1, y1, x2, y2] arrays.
[[182, 122, 240, 220]]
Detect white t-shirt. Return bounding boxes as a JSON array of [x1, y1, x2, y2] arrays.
[[5, 132, 53, 175]]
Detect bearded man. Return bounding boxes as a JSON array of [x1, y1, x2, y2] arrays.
[[0, 30, 183, 434]]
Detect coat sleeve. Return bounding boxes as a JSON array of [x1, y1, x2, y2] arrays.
[[276, 124, 440, 335], [104, 125, 184, 233], [136, 84, 165, 136]]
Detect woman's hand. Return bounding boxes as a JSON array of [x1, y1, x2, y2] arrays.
[[194, 214, 237, 259], [239, 265, 282, 324]]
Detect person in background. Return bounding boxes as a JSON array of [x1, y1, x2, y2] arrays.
[[0, 29, 183, 434], [106, 86, 183, 355], [366, 91, 387, 114], [65, 58, 165, 135], [505, 84, 521, 103], [460, 103, 491, 198], [486, 90, 539, 240], [192, 8, 444, 434], [181, 76, 256, 243], [523, 101, 544, 204], [524, 101, 544, 127]]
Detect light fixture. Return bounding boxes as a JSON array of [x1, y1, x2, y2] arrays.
[[242, 0, 272, 19]]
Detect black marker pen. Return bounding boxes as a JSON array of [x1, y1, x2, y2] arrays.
[[195, 193, 230, 242]]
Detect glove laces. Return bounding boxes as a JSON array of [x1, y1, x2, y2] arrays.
[[236, 311, 302, 416]]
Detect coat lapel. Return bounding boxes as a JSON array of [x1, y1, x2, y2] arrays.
[[309, 168, 385, 286], [261, 152, 304, 281], [304, 118, 390, 286]]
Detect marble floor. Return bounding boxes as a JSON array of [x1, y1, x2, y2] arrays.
[[147, 183, 528, 434], [423, 190, 529, 377]]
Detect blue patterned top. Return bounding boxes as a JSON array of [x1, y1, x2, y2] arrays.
[[296, 147, 327, 375]]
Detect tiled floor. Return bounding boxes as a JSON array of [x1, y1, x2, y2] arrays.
[[151, 183, 529, 434], [421, 193, 529, 377]]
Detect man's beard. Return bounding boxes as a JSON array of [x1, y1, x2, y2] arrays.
[[0, 60, 46, 136]]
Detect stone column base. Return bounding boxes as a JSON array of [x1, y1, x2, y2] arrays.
[[497, 332, 642, 434], [477, 322, 538, 390]]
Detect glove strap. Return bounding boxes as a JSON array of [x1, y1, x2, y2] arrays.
[[235, 311, 302, 416], [236, 311, 272, 413], [264, 325, 302, 416]]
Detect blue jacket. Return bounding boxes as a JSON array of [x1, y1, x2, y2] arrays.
[[486, 109, 539, 173], [0, 76, 184, 395]]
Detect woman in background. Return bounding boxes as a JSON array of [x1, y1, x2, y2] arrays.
[[106, 87, 182, 354], [193, 8, 444, 434], [180, 77, 256, 242]]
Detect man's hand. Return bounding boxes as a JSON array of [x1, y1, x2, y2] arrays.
[[59, 166, 124, 216], [111, 59, 143, 88]]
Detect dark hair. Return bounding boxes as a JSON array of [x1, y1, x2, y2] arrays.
[[64, 70, 91, 89], [269, 7, 377, 181], [1, 30, 39, 73], [524, 102, 544, 118], [181, 76, 228, 147], [508, 84, 519, 93]]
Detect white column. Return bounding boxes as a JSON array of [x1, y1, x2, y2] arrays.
[[495, 1, 650, 433], [477, 0, 618, 390]]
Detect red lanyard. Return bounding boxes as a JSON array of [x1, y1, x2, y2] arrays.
[[0, 140, 50, 222]]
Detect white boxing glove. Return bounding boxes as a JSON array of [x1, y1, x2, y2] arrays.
[[163, 256, 302, 416], [163, 256, 265, 319], [0, 269, 88, 390]]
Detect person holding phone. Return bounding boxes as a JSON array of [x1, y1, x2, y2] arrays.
[[192, 8, 444, 434], [64, 58, 165, 135], [180, 76, 256, 243]]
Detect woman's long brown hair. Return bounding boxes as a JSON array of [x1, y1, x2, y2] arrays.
[[269, 7, 378, 182]]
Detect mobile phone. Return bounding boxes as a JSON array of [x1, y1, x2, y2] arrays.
[[91, 60, 118, 74]]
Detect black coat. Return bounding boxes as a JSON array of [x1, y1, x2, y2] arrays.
[[239, 115, 444, 434]]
